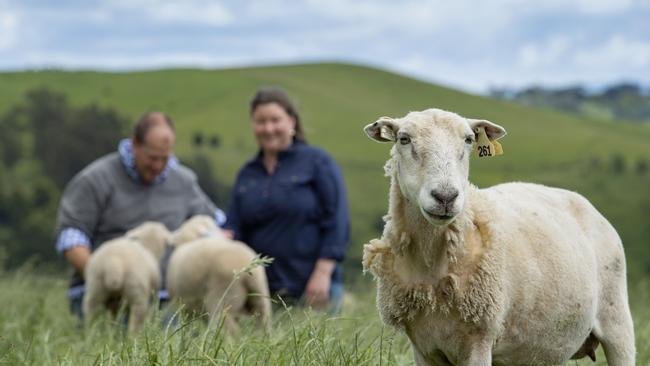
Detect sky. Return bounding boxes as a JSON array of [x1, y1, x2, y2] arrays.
[[0, 0, 649, 94]]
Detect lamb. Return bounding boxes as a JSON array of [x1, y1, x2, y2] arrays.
[[166, 215, 272, 333], [362, 108, 635, 365], [83, 222, 171, 333]]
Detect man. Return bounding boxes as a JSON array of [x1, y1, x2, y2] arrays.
[[55, 111, 225, 318]]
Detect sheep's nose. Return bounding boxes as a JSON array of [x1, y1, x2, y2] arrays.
[[431, 189, 459, 206]]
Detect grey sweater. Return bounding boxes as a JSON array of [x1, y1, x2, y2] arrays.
[[56, 152, 216, 287]]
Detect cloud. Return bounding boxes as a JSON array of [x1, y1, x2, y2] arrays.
[[0, 0, 649, 93], [110, 0, 234, 26], [574, 34, 650, 70], [150, 2, 233, 26], [0, 11, 17, 49], [517, 36, 573, 69]]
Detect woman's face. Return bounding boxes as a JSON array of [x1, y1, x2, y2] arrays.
[[252, 102, 295, 155]]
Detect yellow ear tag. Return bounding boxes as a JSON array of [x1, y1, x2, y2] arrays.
[[475, 127, 503, 157], [492, 139, 504, 155], [379, 126, 395, 141]]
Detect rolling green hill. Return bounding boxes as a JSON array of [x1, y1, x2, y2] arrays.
[[1, 63, 649, 277]]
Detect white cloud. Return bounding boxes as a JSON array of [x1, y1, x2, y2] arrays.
[[0, 11, 17, 49], [573, 35, 650, 69], [1, 0, 649, 93], [20, 50, 243, 70], [109, 0, 234, 26], [575, 0, 633, 14], [517, 36, 573, 69], [152, 2, 233, 25], [503, 0, 637, 16]]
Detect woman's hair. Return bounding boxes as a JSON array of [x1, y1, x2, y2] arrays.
[[250, 87, 307, 143]]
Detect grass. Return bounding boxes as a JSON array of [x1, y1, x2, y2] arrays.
[[1, 267, 648, 365]]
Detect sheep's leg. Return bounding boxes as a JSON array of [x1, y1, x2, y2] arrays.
[[596, 296, 636, 366], [205, 283, 241, 335], [591, 258, 635, 366], [412, 345, 430, 366], [244, 270, 272, 333], [126, 298, 149, 334], [458, 342, 491, 366], [124, 284, 150, 334], [412, 346, 452, 366], [82, 286, 107, 324]]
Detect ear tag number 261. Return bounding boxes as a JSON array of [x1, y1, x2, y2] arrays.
[[475, 127, 503, 158]]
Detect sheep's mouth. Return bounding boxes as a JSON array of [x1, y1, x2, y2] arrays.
[[422, 208, 455, 222]]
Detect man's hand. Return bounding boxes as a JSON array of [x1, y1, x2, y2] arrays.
[[305, 259, 336, 309], [223, 229, 235, 240], [64, 246, 91, 277]]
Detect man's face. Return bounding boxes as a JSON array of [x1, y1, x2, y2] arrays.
[[132, 126, 175, 185]]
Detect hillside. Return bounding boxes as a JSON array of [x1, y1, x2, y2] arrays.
[[1, 63, 649, 277]]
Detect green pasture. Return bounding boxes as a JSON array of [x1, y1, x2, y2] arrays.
[[0, 269, 648, 365], [1, 63, 648, 272], [0, 63, 649, 364]]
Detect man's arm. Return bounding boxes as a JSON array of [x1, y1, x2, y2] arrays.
[[64, 246, 91, 275], [56, 227, 93, 276]]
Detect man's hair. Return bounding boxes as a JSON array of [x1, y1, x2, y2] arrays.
[[133, 112, 176, 144], [250, 87, 307, 143]]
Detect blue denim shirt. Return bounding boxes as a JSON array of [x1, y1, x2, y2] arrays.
[[226, 141, 350, 299]]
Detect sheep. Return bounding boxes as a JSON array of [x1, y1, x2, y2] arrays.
[[166, 215, 272, 333], [362, 108, 635, 366], [83, 222, 171, 333]]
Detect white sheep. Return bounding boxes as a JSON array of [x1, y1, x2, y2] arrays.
[[362, 108, 635, 366], [166, 215, 272, 333], [83, 221, 171, 333]]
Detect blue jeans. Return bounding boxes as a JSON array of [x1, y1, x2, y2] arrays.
[[69, 295, 84, 321], [328, 282, 344, 315]]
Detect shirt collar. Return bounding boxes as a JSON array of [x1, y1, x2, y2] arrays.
[[118, 138, 178, 185], [254, 140, 303, 164]]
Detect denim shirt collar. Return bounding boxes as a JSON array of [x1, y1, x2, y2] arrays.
[[254, 140, 303, 165], [118, 138, 178, 185]]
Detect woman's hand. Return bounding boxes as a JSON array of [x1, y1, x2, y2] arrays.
[[305, 259, 336, 309]]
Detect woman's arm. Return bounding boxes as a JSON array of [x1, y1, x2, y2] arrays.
[[308, 152, 350, 306], [305, 258, 336, 307]]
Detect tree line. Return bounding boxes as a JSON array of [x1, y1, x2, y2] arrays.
[[489, 82, 650, 122]]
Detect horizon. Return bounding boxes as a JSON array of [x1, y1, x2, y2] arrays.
[[1, 61, 647, 97]]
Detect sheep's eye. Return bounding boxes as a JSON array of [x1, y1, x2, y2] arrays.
[[464, 136, 474, 145], [399, 136, 411, 145]]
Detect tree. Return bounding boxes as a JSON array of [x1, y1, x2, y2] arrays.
[[20, 89, 129, 188], [0, 88, 130, 269]]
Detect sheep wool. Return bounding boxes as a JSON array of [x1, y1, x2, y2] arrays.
[[362, 108, 635, 366]]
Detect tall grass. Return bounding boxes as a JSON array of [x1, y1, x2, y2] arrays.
[[1, 266, 648, 365]]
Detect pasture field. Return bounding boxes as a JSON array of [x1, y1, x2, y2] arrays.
[[1, 63, 649, 364], [0, 266, 648, 365], [1, 63, 650, 272]]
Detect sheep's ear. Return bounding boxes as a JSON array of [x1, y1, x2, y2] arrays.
[[125, 228, 140, 240], [364, 116, 398, 143], [468, 119, 507, 140]]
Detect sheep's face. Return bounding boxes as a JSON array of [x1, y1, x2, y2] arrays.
[[126, 221, 171, 259], [171, 214, 222, 246], [365, 108, 506, 226]]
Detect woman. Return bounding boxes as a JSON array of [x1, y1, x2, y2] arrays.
[[226, 87, 350, 311]]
